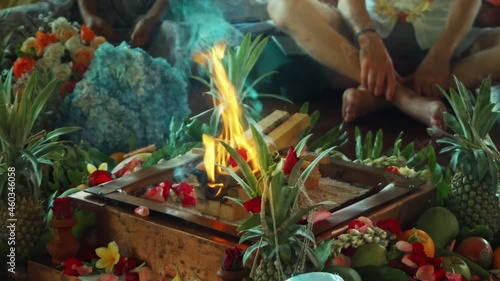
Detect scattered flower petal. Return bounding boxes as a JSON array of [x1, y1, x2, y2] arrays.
[[97, 274, 119, 281], [402, 255, 418, 269], [312, 210, 332, 224], [144, 186, 166, 203], [415, 265, 435, 281], [396, 241, 413, 253], [134, 206, 150, 217]]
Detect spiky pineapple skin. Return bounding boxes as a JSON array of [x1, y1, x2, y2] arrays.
[[255, 259, 296, 281], [0, 197, 45, 262], [447, 172, 500, 233]]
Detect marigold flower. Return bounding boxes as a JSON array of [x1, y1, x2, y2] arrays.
[[13, 57, 36, 79], [81, 24, 96, 44], [35, 30, 57, 52]]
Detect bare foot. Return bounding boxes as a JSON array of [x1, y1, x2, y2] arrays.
[[342, 87, 389, 123], [399, 97, 447, 131]]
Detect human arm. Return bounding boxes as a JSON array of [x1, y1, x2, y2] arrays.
[[77, 0, 116, 41], [338, 0, 398, 100], [412, 0, 482, 97], [131, 0, 169, 48]]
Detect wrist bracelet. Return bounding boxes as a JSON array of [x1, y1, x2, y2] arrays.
[[355, 28, 378, 45]]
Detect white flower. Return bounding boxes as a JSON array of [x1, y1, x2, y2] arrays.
[[53, 63, 72, 81], [44, 42, 65, 59], [36, 57, 60, 70], [20, 37, 37, 54], [49, 17, 69, 33], [65, 36, 83, 54]]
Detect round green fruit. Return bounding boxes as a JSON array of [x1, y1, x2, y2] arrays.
[[323, 266, 362, 281], [351, 243, 388, 267], [441, 256, 471, 280], [416, 206, 459, 249]]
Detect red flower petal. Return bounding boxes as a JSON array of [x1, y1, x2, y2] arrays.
[[160, 180, 172, 198], [62, 257, 83, 276], [88, 170, 113, 186], [125, 272, 140, 281], [312, 210, 332, 224], [77, 247, 99, 262], [144, 186, 166, 203], [347, 219, 367, 232], [282, 146, 299, 176], [228, 148, 248, 167], [385, 167, 401, 175], [376, 218, 402, 236], [172, 182, 194, 196], [243, 196, 261, 213], [81, 24, 96, 44], [180, 191, 197, 207], [52, 197, 74, 219]]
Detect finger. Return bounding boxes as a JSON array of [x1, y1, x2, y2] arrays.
[[360, 61, 369, 90], [424, 82, 434, 97], [374, 71, 385, 97], [386, 69, 396, 101], [395, 72, 406, 84], [368, 69, 377, 95]]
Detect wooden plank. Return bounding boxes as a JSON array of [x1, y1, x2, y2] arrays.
[[267, 113, 310, 151], [243, 110, 290, 139]]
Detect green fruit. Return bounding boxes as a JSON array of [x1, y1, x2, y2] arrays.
[[416, 207, 459, 249], [351, 243, 388, 267], [441, 256, 472, 280], [323, 266, 362, 281]]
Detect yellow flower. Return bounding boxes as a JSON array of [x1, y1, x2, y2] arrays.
[[95, 241, 120, 273]]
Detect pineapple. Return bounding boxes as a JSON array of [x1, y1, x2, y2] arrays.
[[222, 126, 334, 281], [0, 69, 79, 261], [434, 77, 500, 233]]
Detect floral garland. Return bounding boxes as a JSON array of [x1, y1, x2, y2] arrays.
[[374, 0, 434, 24]]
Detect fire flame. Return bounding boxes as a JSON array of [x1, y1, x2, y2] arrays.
[[195, 43, 257, 186]]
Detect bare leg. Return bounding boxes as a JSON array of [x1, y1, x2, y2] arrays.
[[268, 0, 446, 128], [450, 28, 500, 88], [342, 86, 446, 129]]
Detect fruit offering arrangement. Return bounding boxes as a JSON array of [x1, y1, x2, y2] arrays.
[[324, 207, 500, 281]]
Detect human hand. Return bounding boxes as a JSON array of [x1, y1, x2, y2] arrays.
[[84, 15, 117, 42], [358, 35, 400, 101], [131, 18, 153, 48], [408, 51, 451, 98]]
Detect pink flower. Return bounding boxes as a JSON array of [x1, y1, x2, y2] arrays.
[[331, 254, 351, 267], [243, 196, 262, 213], [282, 146, 299, 176], [97, 274, 119, 281], [134, 206, 150, 217]]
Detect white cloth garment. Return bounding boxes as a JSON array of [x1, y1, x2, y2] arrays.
[[365, 0, 454, 50]]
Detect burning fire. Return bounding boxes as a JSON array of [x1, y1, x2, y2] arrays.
[[194, 43, 257, 187]]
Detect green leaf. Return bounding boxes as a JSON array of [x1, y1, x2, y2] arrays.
[[217, 163, 254, 199], [250, 125, 273, 176], [392, 132, 403, 156], [220, 141, 259, 197], [299, 102, 310, 114], [363, 131, 373, 160], [400, 142, 415, 160], [443, 112, 463, 135], [237, 213, 261, 232], [300, 147, 334, 183], [242, 240, 267, 266], [371, 129, 384, 159], [355, 127, 363, 159], [239, 228, 264, 244], [303, 110, 320, 137], [315, 239, 334, 271], [456, 225, 493, 243]]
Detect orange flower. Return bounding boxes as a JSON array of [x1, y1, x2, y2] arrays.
[[13, 57, 36, 79], [73, 46, 94, 67], [35, 31, 58, 53], [81, 24, 95, 44]]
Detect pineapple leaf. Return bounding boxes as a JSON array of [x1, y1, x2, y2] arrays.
[[392, 132, 404, 156], [223, 196, 244, 207], [400, 142, 415, 160], [242, 239, 268, 266], [472, 149, 488, 180], [302, 110, 320, 137], [363, 131, 373, 160], [241, 71, 278, 97], [251, 125, 274, 176], [294, 134, 313, 155], [217, 163, 255, 198], [239, 228, 264, 244], [443, 112, 463, 135], [20, 149, 42, 196], [299, 102, 309, 114], [372, 129, 384, 159], [308, 122, 346, 152], [287, 157, 307, 187], [189, 75, 212, 89], [300, 147, 334, 184], [439, 146, 457, 154], [355, 127, 363, 159], [238, 213, 261, 233]]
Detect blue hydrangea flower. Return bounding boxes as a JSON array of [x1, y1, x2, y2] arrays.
[[63, 42, 190, 154]]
